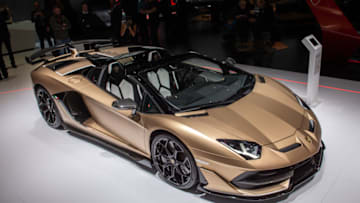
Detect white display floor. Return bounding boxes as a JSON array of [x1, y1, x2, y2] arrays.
[[0, 53, 360, 203]]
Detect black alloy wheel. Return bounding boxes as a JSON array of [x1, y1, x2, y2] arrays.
[[151, 134, 198, 190], [36, 87, 62, 129]]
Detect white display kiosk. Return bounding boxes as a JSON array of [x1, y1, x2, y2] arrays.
[[301, 35, 322, 106]]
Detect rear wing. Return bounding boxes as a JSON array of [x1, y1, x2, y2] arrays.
[[25, 39, 113, 65]]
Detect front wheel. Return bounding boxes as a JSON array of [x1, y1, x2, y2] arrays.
[[36, 87, 63, 129], [151, 134, 198, 190]]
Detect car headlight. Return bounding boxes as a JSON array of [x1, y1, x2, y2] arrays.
[[217, 139, 262, 160], [295, 95, 311, 110]]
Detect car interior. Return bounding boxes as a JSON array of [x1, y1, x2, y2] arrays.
[[105, 62, 142, 103], [145, 57, 226, 99]]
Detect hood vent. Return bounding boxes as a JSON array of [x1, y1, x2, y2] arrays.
[[279, 143, 301, 153], [46, 60, 80, 71]]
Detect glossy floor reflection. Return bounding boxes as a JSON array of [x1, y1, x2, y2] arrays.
[[0, 53, 359, 203]]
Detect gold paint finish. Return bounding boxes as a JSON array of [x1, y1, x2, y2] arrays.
[[30, 47, 322, 199], [55, 58, 94, 76], [99, 47, 129, 57]]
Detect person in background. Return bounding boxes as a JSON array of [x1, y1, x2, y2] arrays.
[[139, 0, 159, 45], [0, 4, 8, 79], [111, 0, 124, 44], [78, 2, 99, 40], [224, 0, 249, 44], [79, 1, 94, 50], [247, 0, 257, 47], [120, 16, 137, 44], [0, 3, 16, 80], [248, 0, 256, 9], [247, 0, 257, 20], [137, 0, 146, 43], [156, 0, 170, 47], [233, 0, 250, 45], [49, 6, 71, 45], [55, 0, 65, 11], [253, 0, 275, 44], [32, 1, 53, 49], [266, 0, 279, 44]]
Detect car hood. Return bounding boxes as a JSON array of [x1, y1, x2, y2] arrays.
[[177, 77, 305, 145]]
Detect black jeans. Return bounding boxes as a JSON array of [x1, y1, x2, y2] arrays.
[[0, 61, 7, 79], [0, 49, 7, 78], [0, 37, 15, 78], [0, 37, 16, 67], [37, 30, 53, 49]]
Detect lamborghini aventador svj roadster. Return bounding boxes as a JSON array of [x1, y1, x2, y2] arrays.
[[26, 40, 324, 200]]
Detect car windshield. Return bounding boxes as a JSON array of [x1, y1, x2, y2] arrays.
[[140, 56, 255, 111]]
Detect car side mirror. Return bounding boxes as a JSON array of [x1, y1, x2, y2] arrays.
[[112, 99, 137, 116], [224, 57, 237, 65]]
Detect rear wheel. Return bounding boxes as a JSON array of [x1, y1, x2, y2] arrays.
[[151, 134, 198, 190], [36, 87, 63, 129]]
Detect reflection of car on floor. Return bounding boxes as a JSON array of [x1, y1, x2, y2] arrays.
[[26, 40, 324, 200]]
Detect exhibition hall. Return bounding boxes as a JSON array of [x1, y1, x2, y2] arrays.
[[0, 0, 359, 202]]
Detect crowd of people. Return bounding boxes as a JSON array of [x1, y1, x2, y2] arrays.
[[0, 0, 188, 80], [0, 0, 280, 80], [31, 1, 74, 50], [30, 0, 279, 52], [29, 0, 187, 49], [224, 0, 278, 51], [110, 0, 188, 46]]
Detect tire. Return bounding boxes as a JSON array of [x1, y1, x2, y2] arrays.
[[151, 134, 198, 190], [35, 87, 63, 129]]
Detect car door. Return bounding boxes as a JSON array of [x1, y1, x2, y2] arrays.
[[81, 62, 146, 152]]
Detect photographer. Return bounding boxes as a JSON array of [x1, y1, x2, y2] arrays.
[[31, 1, 53, 49], [0, 3, 16, 80], [120, 16, 137, 44]]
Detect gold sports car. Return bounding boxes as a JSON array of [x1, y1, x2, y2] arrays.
[[26, 40, 324, 201]]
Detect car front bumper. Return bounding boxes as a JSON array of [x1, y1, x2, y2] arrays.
[[197, 142, 325, 201]]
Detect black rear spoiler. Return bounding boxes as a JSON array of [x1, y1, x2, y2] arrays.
[[25, 39, 113, 65]]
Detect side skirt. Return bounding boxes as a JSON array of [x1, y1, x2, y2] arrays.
[[66, 125, 153, 170]]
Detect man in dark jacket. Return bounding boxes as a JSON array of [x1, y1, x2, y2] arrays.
[[49, 6, 71, 45], [31, 1, 53, 49], [79, 2, 96, 39], [79, 2, 102, 49], [111, 0, 124, 44], [0, 4, 16, 80], [139, 0, 159, 45], [233, 0, 250, 43]]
